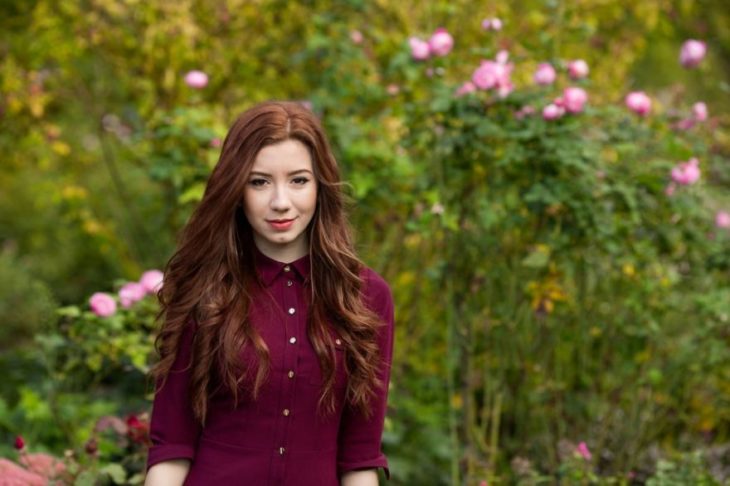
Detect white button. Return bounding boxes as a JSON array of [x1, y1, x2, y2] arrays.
[[279, 446, 285, 455], [335, 339, 342, 345], [289, 337, 297, 344], [288, 370, 294, 378], [283, 409, 290, 416], [288, 307, 295, 315], [283, 265, 291, 272], [287, 280, 293, 287]]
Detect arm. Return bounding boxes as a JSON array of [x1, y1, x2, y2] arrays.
[[145, 320, 202, 482], [144, 460, 191, 486], [341, 469, 378, 486], [337, 270, 395, 482]]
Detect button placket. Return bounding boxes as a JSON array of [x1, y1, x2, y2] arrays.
[[279, 262, 298, 467]]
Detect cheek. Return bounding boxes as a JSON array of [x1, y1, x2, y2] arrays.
[[242, 192, 264, 218], [304, 186, 318, 212]]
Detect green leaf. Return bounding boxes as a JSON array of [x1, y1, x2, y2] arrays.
[[101, 463, 127, 484], [179, 182, 205, 204], [522, 248, 550, 268], [74, 471, 96, 486], [56, 305, 81, 317]]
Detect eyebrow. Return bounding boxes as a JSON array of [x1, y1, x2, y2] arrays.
[[249, 169, 313, 177]]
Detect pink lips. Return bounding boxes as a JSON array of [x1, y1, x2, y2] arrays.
[[268, 219, 295, 231]]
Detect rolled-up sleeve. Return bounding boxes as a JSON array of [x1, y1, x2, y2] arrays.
[[337, 270, 395, 480], [146, 320, 202, 470]]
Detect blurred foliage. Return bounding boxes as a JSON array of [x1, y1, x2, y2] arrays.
[[1, 0, 729, 484]]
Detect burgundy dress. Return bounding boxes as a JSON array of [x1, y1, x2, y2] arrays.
[[146, 248, 394, 485]]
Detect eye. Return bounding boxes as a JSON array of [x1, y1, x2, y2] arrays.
[[292, 177, 309, 185], [248, 178, 267, 187]]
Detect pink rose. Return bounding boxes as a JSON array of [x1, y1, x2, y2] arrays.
[[567, 59, 589, 79], [89, 292, 116, 317], [534, 63, 556, 85], [0, 459, 46, 486], [514, 105, 535, 119], [542, 103, 565, 120], [625, 91, 651, 116], [692, 102, 708, 122], [455, 81, 476, 97], [94, 415, 128, 435], [673, 118, 696, 131], [563, 87, 588, 113], [139, 269, 164, 294], [497, 82, 514, 98], [350, 30, 363, 44], [184, 70, 208, 89], [409, 37, 430, 61], [670, 157, 701, 185], [472, 53, 513, 97], [119, 282, 146, 308], [19, 453, 66, 479], [715, 210, 730, 229], [472, 61, 499, 90], [481, 18, 502, 31], [210, 137, 222, 148], [576, 442, 592, 461], [429, 28, 454, 57], [679, 39, 706, 68], [430, 202, 445, 215]]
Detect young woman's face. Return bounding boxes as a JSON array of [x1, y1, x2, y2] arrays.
[[243, 139, 318, 262]]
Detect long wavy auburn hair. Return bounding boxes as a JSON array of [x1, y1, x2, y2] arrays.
[[150, 101, 385, 426]]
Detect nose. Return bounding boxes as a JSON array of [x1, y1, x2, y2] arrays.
[[270, 184, 290, 212]]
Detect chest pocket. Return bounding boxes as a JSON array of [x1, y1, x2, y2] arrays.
[[304, 333, 348, 388]]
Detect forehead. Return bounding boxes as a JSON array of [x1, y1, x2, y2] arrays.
[[251, 139, 313, 173]]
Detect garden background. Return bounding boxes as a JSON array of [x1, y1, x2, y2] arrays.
[[1, 0, 729, 484]]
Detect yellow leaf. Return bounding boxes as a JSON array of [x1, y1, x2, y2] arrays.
[[29, 98, 45, 118], [544, 300, 554, 313], [62, 185, 87, 199], [8, 97, 23, 114], [83, 219, 103, 235], [397, 271, 415, 287], [404, 233, 420, 249], [51, 141, 71, 156]]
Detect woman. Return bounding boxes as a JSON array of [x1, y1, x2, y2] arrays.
[[144, 101, 395, 486]]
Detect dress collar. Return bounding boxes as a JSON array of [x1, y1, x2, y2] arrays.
[[253, 245, 311, 287]]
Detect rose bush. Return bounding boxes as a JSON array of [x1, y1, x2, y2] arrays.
[[1, 2, 728, 485]]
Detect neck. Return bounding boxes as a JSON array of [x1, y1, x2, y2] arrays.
[[253, 236, 309, 263]]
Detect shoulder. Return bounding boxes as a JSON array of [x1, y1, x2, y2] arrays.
[[360, 266, 392, 300], [359, 266, 394, 319]]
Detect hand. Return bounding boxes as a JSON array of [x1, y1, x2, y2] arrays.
[[341, 468, 379, 486]]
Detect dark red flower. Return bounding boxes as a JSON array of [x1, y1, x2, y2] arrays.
[[126, 414, 150, 445], [84, 437, 98, 455], [126, 414, 142, 429], [14, 435, 25, 450]]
